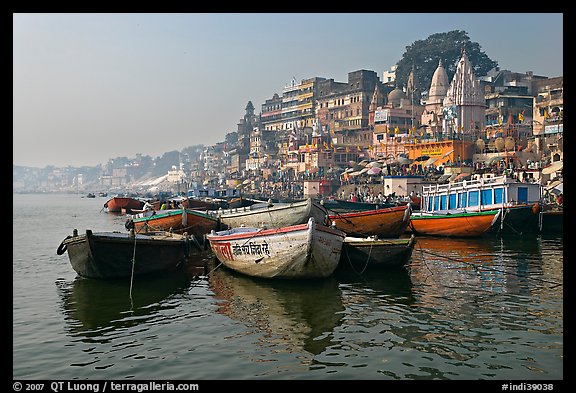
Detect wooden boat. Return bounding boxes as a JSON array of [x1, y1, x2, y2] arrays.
[[206, 217, 347, 279], [408, 209, 501, 237], [180, 197, 223, 211], [126, 208, 222, 243], [226, 197, 264, 209], [538, 205, 563, 233], [103, 196, 145, 213], [212, 198, 329, 229], [320, 198, 396, 213], [56, 229, 200, 279], [328, 204, 412, 238], [339, 234, 416, 271], [488, 204, 542, 236], [419, 175, 542, 235]]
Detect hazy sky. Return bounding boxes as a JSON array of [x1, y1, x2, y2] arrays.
[[13, 13, 563, 168]]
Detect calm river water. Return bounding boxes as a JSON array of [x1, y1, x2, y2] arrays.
[[13, 194, 563, 382]]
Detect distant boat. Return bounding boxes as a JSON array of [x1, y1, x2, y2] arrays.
[[408, 209, 501, 237], [339, 235, 417, 271], [206, 217, 347, 279], [56, 229, 200, 279], [212, 198, 329, 229], [103, 196, 145, 213], [328, 204, 412, 238], [86, 193, 96, 198]]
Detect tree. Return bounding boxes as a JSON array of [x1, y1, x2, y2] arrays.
[[395, 30, 498, 95], [225, 131, 238, 146]]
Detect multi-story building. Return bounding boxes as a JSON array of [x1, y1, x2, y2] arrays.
[[532, 77, 563, 161], [272, 76, 327, 132], [316, 69, 385, 151], [260, 93, 283, 131], [479, 68, 547, 142]]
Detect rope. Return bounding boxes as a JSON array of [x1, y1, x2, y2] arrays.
[[413, 239, 562, 289], [343, 241, 372, 276], [188, 259, 224, 291], [495, 207, 531, 236], [129, 230, 137, 308]]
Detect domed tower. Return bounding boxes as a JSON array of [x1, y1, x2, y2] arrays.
[[428, 60, 450, 107], [442, 49, 485, 137], [387, 87, 407, 109], [421, 59, 450, 137]]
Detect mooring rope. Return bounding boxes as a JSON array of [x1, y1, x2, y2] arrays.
[[413, 239, 562, 289], [129, 230, 137, 309]]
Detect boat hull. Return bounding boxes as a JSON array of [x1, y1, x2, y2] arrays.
[[215, 198, 328, 229], [329, 204, 411, 238], [207, 218, 346, 279], [59, 230, 192, 279], [104, 197, 144, 213], [539, 208, 563, 233], [321, 198, 396, 213], [130, 209, 221, 241], [339, 235, 416, 270], [409, 210, 500, 237], [487, 204, 541, 235]]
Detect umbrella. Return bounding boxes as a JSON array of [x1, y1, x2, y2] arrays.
[[549, 183, 563, 195], [367, 166, 382, 175], [453, 172, 471, 182], [397, 157, 413, 165], [423, 157, 439, 167], [554, 183, 563, 192], [442, 149, 454, 158], [366, 161, 382, 168], [541, 160, 563, 175], [545, 180, 562, 191], [415, 155, 430, 162]]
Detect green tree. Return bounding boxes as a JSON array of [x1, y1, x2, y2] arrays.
[[225, 131, 238, 146], [395, 30, 498, 95]]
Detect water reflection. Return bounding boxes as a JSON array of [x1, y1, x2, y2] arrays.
[[57, 268, 193, 341], [325, 235, 563, 379], [334, 267, 415, 306], [411, 235, 562, 296], [207, 266, 344, 356]]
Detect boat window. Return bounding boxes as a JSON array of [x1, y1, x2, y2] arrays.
[[458, 192, 467, 208], [494, 188, 504, 204], [449, 194, 457, 209], [440, 195, 447, 210], [481, 189, 493, 205], [518, 187, 528, 203], [434, 196, 440, 211], [468, 191, 479, 207]]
